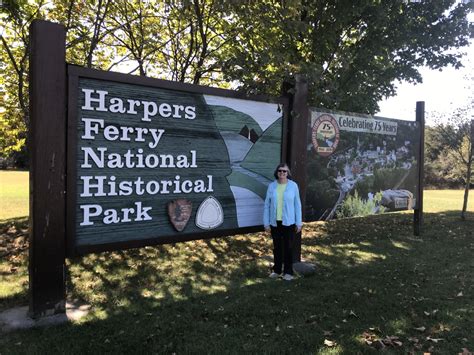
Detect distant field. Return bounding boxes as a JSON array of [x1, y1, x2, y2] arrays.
[[424, 189, 473, 213], [0, 171, 29, 220], [0, 171, 471, 220]]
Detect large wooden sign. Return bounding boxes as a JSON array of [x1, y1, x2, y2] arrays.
[[67, 67, 286, 255], [304, 109, 421, 221]]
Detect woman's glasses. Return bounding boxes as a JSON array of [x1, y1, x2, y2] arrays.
[[278, 169, 288, 173]]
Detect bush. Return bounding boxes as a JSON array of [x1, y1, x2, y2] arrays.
[[336, 190, 385, 219]]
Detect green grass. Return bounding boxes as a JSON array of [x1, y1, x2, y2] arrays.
[[0, 171, 29, 220], [0, 171, 473, 353], [423, 189, 473, 213]]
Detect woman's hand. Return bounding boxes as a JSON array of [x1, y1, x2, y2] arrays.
[[296, 225, 302, 233], [265, 227, 271, 234]]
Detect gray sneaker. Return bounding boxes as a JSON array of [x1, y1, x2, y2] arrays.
[[269, 272, 280, 279], [282, 274, 294, 281]]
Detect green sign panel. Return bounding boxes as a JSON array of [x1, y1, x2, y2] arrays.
[[305, 109, 420, 221], [73, 78, 282, 248]]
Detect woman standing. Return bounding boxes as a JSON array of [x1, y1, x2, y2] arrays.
[[263, 163, 302, 281]]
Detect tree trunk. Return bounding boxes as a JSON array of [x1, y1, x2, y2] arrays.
[[461, 157, 471, 220], [461, 120, 474, 220]]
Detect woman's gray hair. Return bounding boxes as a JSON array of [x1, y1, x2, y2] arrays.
[[273, 163, 292, 180]]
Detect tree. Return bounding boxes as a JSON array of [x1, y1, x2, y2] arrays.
[[47, 0, 116, 69], [152, 0, 238, 85], [1, 0, 117, 165], [0, 0, 472, 166], [222, 0, 472, 113], [0, 0, 48, 166], [106, 0, 166, 76], [426, 115, 473, 219]]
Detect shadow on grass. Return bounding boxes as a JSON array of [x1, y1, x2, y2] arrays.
[[1, 212, 473, 353]]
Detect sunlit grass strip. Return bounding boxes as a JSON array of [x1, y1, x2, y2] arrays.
[[0, 171, 29, 220]]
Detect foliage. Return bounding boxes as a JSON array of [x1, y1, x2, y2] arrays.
[[425, 116, 473, 187], [425, 109, 473, 218], [223, 0, 472, 111], [336, 190, 385, 218], [353, 175, 375, 198], [373, 167, 409, 191], [0, 0, 44, 165], [305, 179, 339, 218], [0, 0, 472, 166]]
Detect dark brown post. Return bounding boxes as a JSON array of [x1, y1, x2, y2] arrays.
[[283, 75, 309, 262], [29, 20, 67, 318], [414, 101, 425, 236]]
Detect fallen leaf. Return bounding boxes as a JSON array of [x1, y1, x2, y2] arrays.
[[427, 336, 444, 343], [382, 336, 402, 347], [414, 326, 426, 332], [459, 348, 472, 355], [457, 291, 463, 297], [372, 340, 386, 349], [324, 339, 336, 347], [323, 330, 332, 336]]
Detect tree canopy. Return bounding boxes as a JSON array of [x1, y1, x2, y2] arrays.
[[0, 0, 472, 167]]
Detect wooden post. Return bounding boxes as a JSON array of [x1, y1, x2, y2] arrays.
[[414, 101, 425, 236], [282, 75, 309, 262], [29, 20, 67, 318]]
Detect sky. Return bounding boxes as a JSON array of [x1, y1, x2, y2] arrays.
[[377, 40, 473, 126]]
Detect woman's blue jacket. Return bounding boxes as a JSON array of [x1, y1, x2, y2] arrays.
[[263, 179, 302, 228]]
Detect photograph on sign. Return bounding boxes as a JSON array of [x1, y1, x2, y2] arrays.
[[305, 109, 420, 221], [72, 77, 282, 248]]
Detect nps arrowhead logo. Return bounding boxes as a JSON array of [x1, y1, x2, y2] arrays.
[[167, 199, 193, 232]]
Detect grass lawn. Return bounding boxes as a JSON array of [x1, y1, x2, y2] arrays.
[[424, 189, 473, 213], [0, 171, 473, 353], [0, 171, 29, 220]]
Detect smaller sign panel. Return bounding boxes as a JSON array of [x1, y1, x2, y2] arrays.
[[305, 109, 420, 222]]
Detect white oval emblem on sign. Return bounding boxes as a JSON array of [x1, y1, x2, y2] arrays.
[[195, 196, 224, 229]]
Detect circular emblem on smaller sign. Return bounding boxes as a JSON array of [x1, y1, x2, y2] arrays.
[[311, 114, 340, 157]]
